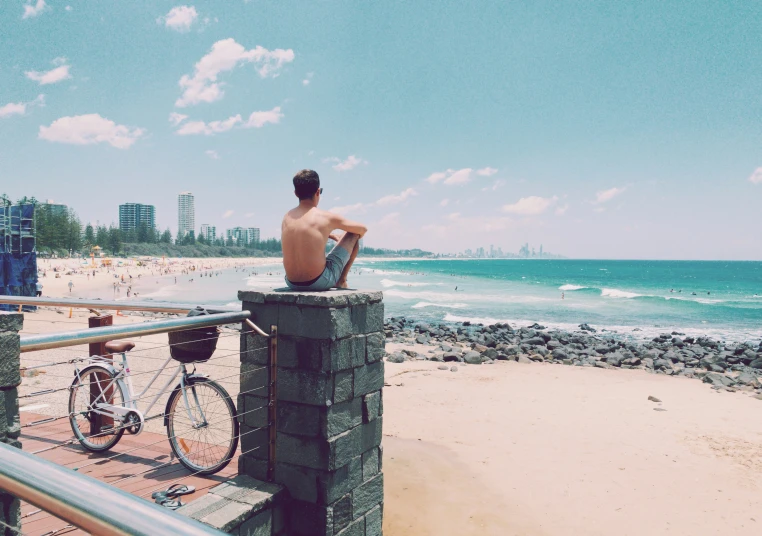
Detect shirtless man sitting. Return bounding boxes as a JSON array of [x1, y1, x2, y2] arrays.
[[282, 169, 368, 290]]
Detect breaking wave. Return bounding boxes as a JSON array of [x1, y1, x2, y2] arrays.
[[411, 302, 468, 309], [601, 288, 641, 299], [380, 279, 432, 288]]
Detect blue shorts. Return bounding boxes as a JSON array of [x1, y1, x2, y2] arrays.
[[285, 245, 351, 291]]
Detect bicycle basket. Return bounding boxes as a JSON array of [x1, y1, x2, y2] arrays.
[[168, 327, 219, 363]]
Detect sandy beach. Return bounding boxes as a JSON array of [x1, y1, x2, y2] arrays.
[[12, 262, 762, 535], [35, 256, 282, 301]]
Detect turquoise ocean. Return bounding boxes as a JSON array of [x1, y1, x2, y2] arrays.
[[139, 260, 762, 343]]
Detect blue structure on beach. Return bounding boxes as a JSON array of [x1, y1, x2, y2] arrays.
[[0, 203, 37, 311]]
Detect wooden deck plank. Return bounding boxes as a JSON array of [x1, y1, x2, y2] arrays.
[[19, 412, 239, 536]]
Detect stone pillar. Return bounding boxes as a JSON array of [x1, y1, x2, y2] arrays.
[[0, 313, 22, 535], [239, 290, 384, 536]]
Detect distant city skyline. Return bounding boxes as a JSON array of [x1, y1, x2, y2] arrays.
[[1, 2, 761, 259]]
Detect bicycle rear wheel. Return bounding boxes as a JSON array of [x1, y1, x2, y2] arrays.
[[166, 377, 239, 475], [68, 366, 126, 452]]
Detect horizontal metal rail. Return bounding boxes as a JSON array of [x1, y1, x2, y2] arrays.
[[0, 442, 226, 536], [0, 295, 237, 314], [20, 311, 251, 352]]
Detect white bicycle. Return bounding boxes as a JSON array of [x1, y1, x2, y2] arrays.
[[67, 331, 239, 475]]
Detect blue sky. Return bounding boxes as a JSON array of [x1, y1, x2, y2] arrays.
[[1, 0, 761, 259]]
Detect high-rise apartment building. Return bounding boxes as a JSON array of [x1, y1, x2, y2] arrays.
[[118, 203, 156, 233], [178, 192, 195, 239], [226, 227, 261, 245], [200, 224, 216, 243], [44, 200, 68, 218]]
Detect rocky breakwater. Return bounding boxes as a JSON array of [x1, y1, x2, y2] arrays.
[[384, 317, 762, 396]]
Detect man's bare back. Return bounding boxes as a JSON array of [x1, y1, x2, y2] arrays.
[[282, 170, 367, 290]]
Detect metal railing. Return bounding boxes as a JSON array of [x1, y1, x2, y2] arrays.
[[0, 442, 225, 536], [0, 301, 278, 535], [0, 295, 238, 315], [20, 310, 251, 352]]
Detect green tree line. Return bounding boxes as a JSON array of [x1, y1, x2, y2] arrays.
[[1, 195, 283, 257]]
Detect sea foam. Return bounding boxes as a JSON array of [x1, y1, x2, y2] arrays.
[[601, 288, 641, 299], [411, 302, 467, 309], [559, 284, 587, 291], [380, 279, 431, 288]]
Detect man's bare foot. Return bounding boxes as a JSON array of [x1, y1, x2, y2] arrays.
[[336, 280, 349, 289]]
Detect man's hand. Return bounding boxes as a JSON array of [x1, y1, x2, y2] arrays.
[[328, 233, 341, 242]]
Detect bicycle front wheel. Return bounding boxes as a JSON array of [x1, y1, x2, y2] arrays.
[[166, 377, 239, 475], [68, 365, 126, 452]]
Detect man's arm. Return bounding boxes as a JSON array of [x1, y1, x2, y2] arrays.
[[328, 213, 368, 237]]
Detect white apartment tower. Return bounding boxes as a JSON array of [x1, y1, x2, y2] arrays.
[[178, 192, 195, 239], [200, 224, 216, 243]]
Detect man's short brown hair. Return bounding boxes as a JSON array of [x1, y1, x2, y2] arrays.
[[293, 169, 320, 200]]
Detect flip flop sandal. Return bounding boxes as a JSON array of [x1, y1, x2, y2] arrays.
[[151, 484, 196, 501], [156, 498, 183, 510]]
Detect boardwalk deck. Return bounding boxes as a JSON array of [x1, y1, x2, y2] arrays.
[[19, 411, 238, 536]]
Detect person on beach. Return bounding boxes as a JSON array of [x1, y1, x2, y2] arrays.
[[68, 280, 73, 293], [35, 281, 43, 297], [281, 169, 367, 290]]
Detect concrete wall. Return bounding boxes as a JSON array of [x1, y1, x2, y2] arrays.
[[0, 313, 22, 535], [239, 290, 384, 536]]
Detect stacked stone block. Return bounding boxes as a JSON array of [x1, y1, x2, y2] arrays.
[[238, 290, 384, 536], [0, 313, 22, 534]]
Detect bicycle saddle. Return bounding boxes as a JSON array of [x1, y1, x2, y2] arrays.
[[105, 341, 135, 353]]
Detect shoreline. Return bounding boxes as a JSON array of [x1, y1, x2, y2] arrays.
[[384, 316, 762, 396]]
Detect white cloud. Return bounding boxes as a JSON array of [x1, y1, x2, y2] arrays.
[[245, 212, 254, 218], [325, 155, 367, 172], [481, 179, 505, 192], [244, 106, 283, 128], [159, 5, 198, 32], [476, 167, 498, 176], [426, 168, 473, 185], [445, 168, 473, 185], [65, 5, 72, 11], [175, 114, 242, 136], [748, 168, 762, 184], [376, 188, 417, 206], [168, 112, 188, 126], [302, 72, 314, 86], [39, 114, 145, 149], [205, 149, 219, 159], [0, 94, 44, 118], [555, 204, 569, 216], [176, 38, 295, 107], [22, 0, 46, 19], [426, 172, 448, 184], [222, 210, 234, 219], [594, 187, 626, 204], [502, 196, 558, 215], [440, 199, 449, 207], [0, 103, 26, 119], [26, 63, 72, 85], [378, 212, 400, 226], [330, 203, 367, 216]]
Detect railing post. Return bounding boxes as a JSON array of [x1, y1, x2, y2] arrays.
[[267, 325, 278, 482], [0, 313, 23, 535], [88, 315, 114, 433]]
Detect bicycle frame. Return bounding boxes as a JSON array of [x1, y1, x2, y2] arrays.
[[77, 352, 208, 433]]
